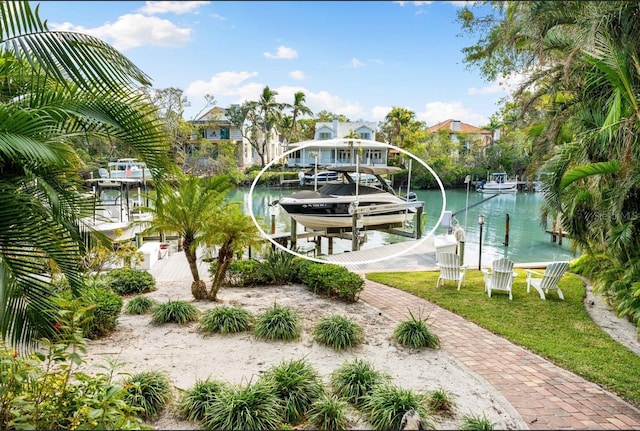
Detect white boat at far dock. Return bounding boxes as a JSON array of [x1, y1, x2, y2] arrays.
[[476, 172, 518, 193]]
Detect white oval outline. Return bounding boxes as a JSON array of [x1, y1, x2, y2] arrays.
[[248, 140, 446, 265]]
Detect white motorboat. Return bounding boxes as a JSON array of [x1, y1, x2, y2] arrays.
[[476, 172, 518, 193], [100, 158, 153, 180], [278, 166, 421, 232], [302, 166, 341, 186], [81, 177, 152, 242]]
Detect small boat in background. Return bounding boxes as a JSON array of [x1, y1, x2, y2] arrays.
[[476, 172, 518, 193], [101, 158, 153, 180]]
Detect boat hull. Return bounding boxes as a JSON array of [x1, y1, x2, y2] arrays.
[[477, 183, 518, 193]]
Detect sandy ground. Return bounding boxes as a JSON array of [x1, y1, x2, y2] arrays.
[[81, 282, 528, 430]]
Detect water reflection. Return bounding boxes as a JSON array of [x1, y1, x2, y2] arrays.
[[228, 186, 579, 265]]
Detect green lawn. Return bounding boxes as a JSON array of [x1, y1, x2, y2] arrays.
[[365, 269, 640, 407]]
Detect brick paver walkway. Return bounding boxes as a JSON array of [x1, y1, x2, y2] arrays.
[[360, 279, 640, 430]]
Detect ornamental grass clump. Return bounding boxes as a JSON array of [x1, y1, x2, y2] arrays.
[[329, 358, 389, 407], [308, 393, 351, 431], [427, 388, 456, 417], [254, 303, 301, 341], [122, 370, 173, 420], [392, 309, 440, 349], [201, 380, 283, 430], [124, 295, 158, 315], [459, 413, 495, 430], [199, 305, 253, 334], [178, 378, 229, 422], [151, 300, 200, 325], [261, 358, 325, 425], [361, 383, 432, 431], [313, 314, 364, 350]]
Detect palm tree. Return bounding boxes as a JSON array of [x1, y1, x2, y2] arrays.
[[384, 107, 415, 148], [257, 86, 283, 165], [287, 91, 313, 147], [0, 1, 171, 348], [145, 173, 232, 300]]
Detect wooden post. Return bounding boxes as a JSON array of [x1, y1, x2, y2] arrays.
[[328, 236, 334, 255], [352, 213, 359, 251], [290, 217, 297, 248], [558, 226, 563, 245], [504, 213, 510, 246], [551, 220, 557, 243], [415, 206, 423, 239]]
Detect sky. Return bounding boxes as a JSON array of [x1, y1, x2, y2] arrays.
[[39, 0, 518, 127]]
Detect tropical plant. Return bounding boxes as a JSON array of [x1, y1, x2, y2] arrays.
[[254, 303, 301, 342], [459, 413, 495, 430], [427, 388, 456, 416], [261, 358, 324, 425], [198, 305, 254, 334], [200, 380, 284, 430], [81, 287, 123, 339], [392, 309, 440, 349], [312, 314, 364, 350], [124, 295, 158, 315], [104, 268, 156, 295], [122, 370, 173, 420], [286, 91, 313, 146], [329, 358, 389, 407], [151, 300, 200, 325], [0, 0, 171, 348], [361, 383, 431, 431], [307, 393, 351, 431], [178, 377, 229, 422], [258, 247, 298, 285], [144, 172, 232, 300]]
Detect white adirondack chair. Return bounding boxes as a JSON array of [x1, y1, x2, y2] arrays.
[[482, 258, 515, 300], [526, 261, 569, 300], [436, 252, 467, 290]]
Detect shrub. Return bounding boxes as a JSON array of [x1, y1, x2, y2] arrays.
[[329, 358, 388, 407], [122, 370, 173, 420], [210, 259, 266, 287], [178, 378, 228, 422], [199, 305, 253, 334], [258, 248, 298, 285], [459, 413, 495, 430], [83, 287, 123, 339], [289, 257, 312, 284], [151, 300, 200, 325], [261, 358, 324, 425], [427, 388, 456, 416], [308, 394, 351, 431], [361, 383, 432, 431], [392, 310, 440, 349], [105, 268, 156, 295], [313, 314, 364, 350], [299, 262, 364, 302], [201, 380, 283, 430], [254, 303, 301, 341], [124, 295, 158, 315]]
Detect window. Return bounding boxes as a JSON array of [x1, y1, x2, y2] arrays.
[[359, 132, 371, 140], [338, 149, 351, 163], [319, 132, 331, 140], [220, 128, 230, 139]]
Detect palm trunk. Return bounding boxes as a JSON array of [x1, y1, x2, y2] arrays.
[[208, 240, 234, 301], [183, 237, 207, 300]]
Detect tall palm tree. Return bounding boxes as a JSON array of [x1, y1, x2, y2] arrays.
[[145, 173, 232, 300], [0, 1, 171, 348], [287, 91, 313, 147], [257, 86, 283, 165]]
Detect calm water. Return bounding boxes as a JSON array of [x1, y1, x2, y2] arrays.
[[228, 186, 579, 266]]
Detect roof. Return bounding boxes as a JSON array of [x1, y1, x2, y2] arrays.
[[428, 119, 491, 135]]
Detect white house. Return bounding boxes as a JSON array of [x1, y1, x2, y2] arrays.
[[287, 117, 386, 167]]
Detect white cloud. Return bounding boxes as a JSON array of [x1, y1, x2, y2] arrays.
[[393, 1, 433, 5], [50, 14, 191, 51], [416, 101, 488, 127], [263, 46, 298, 59], [371, 106, 393, 121], [468, 71, 530, 97], [350, 58, 365, 68], [185, 71, 260, 99], [138, 1, 210, 15], [289, 70, 306, 80]]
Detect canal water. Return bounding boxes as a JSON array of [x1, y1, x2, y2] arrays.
[[227, 186, 579, 266]]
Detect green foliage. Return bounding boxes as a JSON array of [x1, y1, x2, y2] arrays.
[[124, 295, 158, 315], [361, 383, 431, 431], [289, 257, 313, 284], [312, 314, 364, 350], [261, 358, 325, 425], [298, 262, 364, 302], [199, 305, 254, 334], [392, 309, 440, 349], [83, 287, 124, 339], [201, 380, 284, 430], [105, 268, 156, 296], [122, 370, 173, 420], [210, 259, 266, 287], [459, 413, 495, 430], [329, 358, 388, 407], [151, 300, 200, 325], [178, 378, 229, 422], [254, 303, 301, 341], [427, 388, 456, 416], [258, 248, 298, 285], [308, 393, 351, 431]]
